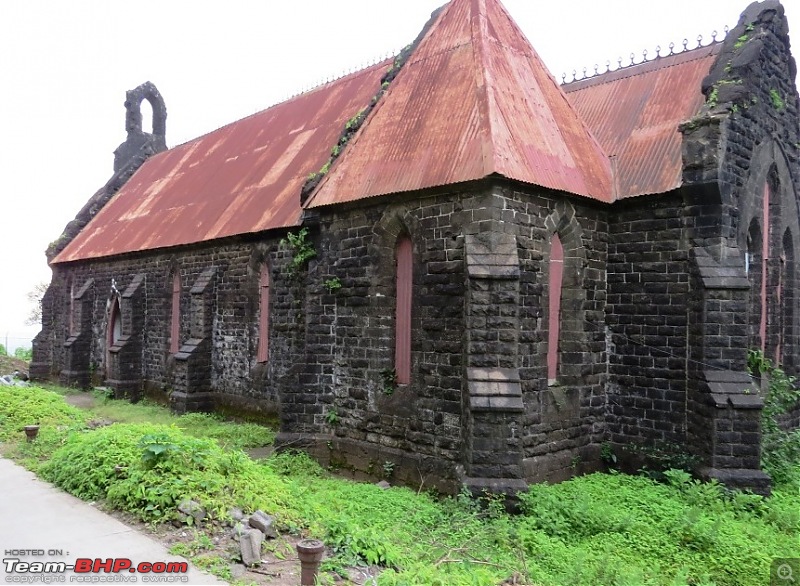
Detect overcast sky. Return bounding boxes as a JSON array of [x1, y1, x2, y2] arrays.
[[1, 0, 797, 352]]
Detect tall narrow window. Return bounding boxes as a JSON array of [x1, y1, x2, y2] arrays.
[[395, 237, 413, 385], [257, 264, 271, 363], [108, 298, 122, 348], [761, 183, 770, 354], [547, 233, 564, 385], [747, 219, 764, 350], [170, 273, 181, 354]]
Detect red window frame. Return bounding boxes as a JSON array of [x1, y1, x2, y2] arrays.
[[257, 264, 271, 363], [395, 237, 413, 385], [170, 273, 181, 354], [547, 233, 564, 384]]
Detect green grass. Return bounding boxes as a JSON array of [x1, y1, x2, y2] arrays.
[[2, 385, 798, 585]]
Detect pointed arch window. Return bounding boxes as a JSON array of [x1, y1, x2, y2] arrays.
[[108, 297, 122, 348], [170, 273, 181, 354], [395, 236, 413, 385], [547, 233, 564, 385], [257, 264, 271, 363]]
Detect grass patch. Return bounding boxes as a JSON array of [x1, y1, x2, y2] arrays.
[[2, 385, 798, 585]]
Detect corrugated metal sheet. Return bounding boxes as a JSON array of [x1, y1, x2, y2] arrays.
[[307, 0, 613, 209], [564, 44, 720, 198], [53, 61, 390, 263]]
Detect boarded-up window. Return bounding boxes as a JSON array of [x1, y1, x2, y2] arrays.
[[257, 264, 271, 363], [395, 237, 413, 385], [547, 233, 564, 384], [170, 273, 181, 354]]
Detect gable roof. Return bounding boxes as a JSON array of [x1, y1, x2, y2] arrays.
[[52, 0, 722, 265], [52, 61, 389, 264], [564, 44, 720, 198], [307, 0, 613, 208]]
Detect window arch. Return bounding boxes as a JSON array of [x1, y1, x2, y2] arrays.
[[257, 264, 271, 363], [108, 297, 122, 348], [395, 236, 413, 385], [170, 273, 181, 354], [547, 233, 564, 385]]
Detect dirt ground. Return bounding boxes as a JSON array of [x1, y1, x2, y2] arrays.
[[102, 508, 381, 585], [0, 355, 29, 377]]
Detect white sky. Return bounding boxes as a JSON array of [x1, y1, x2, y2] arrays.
[[1, 0, 798, 352]]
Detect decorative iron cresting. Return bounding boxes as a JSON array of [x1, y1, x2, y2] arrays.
[[560, 26, 730, 85]]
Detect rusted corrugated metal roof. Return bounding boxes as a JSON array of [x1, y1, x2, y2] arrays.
[[307, 0, 613, 209], [53, 61, 389, 264], [564, 44, 720, 198]]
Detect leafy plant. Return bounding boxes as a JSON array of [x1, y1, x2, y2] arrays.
[[600, 441, 617, 466], [280, 227, 317, 273], [323, 277, 342, 293], [770, 88, 785, 110], [325, 407, 340, 427], [380, 368, 397, 395], [748, 350, 800, 486]]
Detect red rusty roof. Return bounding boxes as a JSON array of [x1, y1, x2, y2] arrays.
[[53, 0, 722, 264], [307, 0, 613, 208], [564, 44, 720, 198], [53, 61, 390, 264]]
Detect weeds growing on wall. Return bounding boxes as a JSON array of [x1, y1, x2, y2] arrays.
[[1, 385, 799, 585], [748, 349, 800, 487]]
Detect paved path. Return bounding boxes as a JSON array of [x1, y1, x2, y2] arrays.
[[0, 457, 226, 584]]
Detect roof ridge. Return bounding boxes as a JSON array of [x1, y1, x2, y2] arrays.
[[563, 42, 723, 92]]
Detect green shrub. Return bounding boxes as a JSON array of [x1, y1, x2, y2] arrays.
[[42, 423, 292, 524], [13, 347, 33, 361]]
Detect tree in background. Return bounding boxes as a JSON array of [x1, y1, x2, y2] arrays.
[[26, 282, 48, 326]]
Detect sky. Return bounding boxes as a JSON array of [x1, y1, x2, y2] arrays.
[[1, 0, 798, 352]]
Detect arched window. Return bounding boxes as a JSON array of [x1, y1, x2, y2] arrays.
[[170, 273, 181, 354], [547, 233, 564, 385], [108, 297, 122, 348], [395, 236, 413, 385], [779, 229, 795, 366], [761, 183, 771, 355], [747, 219, 764, 352], [257, 264, 271, 363]]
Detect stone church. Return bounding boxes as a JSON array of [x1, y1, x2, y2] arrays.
[[33, 0, 800, 495]]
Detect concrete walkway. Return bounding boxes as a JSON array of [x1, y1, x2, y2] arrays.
[[0, 457, 226, 584]]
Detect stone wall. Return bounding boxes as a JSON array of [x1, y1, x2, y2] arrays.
[[606, 194, 690, 451]]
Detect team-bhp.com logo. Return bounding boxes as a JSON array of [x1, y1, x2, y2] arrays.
[[3, 556, 189, 583]]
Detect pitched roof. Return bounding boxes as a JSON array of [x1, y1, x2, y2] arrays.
[[564, 44, 720, 198], [307, 0, 613, 208], [52, 0, 721, 264], [52, 61, 390, 264]]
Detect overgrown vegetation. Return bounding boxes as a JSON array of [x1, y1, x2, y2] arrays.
[[1, 384, 798, 585], [280, 227, 317, 274], [748, 349, 800, 486]]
